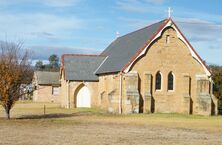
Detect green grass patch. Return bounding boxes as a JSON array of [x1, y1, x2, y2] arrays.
[[1, 102, 222, 131]]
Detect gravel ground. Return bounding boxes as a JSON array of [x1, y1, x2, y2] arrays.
[[0, 103, 222, 145], [0, 117, 222, 145]]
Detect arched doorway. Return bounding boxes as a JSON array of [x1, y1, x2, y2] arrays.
[[76, 85, 91, 108]]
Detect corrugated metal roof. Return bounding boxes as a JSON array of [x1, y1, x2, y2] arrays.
[[35, 71, 60, 85], [64, 55, 106, 81], [95, 19, 167, 74]]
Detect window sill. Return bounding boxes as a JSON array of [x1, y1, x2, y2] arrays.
[[155, 89, 162, 92], [155, 90, 164, 94], [167, 90, 175, 93]]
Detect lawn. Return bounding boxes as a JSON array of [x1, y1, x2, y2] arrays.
[[0, 102, 222, 145]]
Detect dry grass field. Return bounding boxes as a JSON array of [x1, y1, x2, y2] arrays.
[[0, 102, 222, 145]]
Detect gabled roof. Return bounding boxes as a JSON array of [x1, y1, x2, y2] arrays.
[[60, 18, 211, 79], [62, 54, 106, 81], [34, 71, 60, 85], [95, 18, 211, 76], [95, 19, 168, 74]]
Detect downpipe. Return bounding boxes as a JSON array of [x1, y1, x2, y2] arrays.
[[119, 72, 123, 114]]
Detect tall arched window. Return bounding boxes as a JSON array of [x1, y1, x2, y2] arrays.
[[155, 71, 162, 90], [168, 72, 174, 91]]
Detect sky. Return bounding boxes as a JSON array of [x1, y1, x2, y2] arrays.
[[0, 0, 222, 65]]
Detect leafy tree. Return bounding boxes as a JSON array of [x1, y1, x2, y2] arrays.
[[209, 65, 222, 114], [48, 54, 59, 71], [35, 60, 45, 71], [0, 41, 33, 119], [34, 54, 60, 72]]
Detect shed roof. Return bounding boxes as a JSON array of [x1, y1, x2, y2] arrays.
[[35, 71, 60, 85], [63, 55, 106, 81]]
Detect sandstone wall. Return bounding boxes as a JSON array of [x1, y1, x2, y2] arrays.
[[33, 85, 61, 103], [129, 27, 215, 115]]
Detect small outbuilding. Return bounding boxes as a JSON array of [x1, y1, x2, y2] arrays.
[[33, 71, 61, 103]]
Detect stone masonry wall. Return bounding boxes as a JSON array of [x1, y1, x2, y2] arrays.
[[33, 85, 61, 103], [129, 27, 213, 115]]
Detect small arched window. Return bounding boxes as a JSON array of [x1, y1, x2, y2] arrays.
[[155, 71, 162, 90], [168, 72, 174, 91], [166, 35, 170, 44]]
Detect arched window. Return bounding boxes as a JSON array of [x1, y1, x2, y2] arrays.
[[166, 35, 170, 44], [168, 72, 174, 91], [155, 71, 162, 90]]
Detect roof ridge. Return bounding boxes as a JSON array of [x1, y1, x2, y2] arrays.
[[100, 19, 168, 56], [120, 19, 170, 72], [61, 53, 106, 67], [62, 54, 106, 57], [117, 19, 168, 39], [94, 56, 109, 74]]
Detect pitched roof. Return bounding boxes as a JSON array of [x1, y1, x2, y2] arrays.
[[62, 54, 106, 81], [95, 19, 167, 74], [35, 71, 60, 85], [60, 18, 211, 78]]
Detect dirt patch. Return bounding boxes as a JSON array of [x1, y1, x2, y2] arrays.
[[0, 118, 222, 145], [0, 103, 222, 145]]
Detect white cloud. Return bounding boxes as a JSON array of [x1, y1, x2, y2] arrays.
[[180, 10, 222, 23], [175, 18, 222, 43], [29, 45, 101, 59], [0, 13, 83, 41], [116, 0, 146, 13], [0, 0, 82, 7], [173, 18, 222, 64], [116, 0, 166, 13], [119, 17, 162, 29]]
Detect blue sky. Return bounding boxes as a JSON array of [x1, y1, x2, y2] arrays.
[[1, 0, 222, 65]]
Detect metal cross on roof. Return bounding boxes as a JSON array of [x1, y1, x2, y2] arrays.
[[167, 7, 173, 18]]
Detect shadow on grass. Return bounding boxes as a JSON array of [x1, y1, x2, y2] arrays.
[[17, 111, 95, 120]]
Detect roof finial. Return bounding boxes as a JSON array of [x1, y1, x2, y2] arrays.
[[116, 31, 120, 38], [167, 7, 173, 18]]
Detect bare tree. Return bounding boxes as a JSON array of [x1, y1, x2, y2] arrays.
[[0, 41, 33, 119]]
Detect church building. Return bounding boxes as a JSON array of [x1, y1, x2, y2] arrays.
[[59, 18, 218, 115]]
